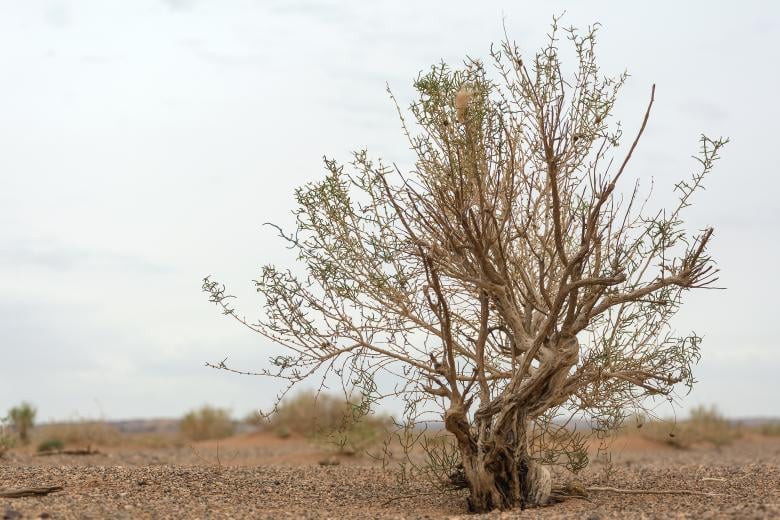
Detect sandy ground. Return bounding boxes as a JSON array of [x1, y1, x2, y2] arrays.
[[2, 432, 779, 519]]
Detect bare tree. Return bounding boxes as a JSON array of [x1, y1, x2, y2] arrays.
[[204, 21, 726, 512]]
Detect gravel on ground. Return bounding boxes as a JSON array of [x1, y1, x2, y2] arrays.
[[1, 435, 779, 519]]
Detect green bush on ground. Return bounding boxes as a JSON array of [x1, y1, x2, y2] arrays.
[[37, 438, 65, 453]]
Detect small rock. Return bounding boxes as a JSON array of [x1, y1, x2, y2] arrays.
[[3, 508, 22, 520], [586, 507, 606, 520]]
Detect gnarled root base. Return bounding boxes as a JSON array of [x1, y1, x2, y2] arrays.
[[455, 459, 551, 513], [445, 407, 551, 512]]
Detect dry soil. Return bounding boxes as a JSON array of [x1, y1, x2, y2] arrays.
[[1, 432, 779, 519]]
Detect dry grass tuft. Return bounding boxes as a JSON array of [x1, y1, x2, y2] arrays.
[[180, 405, 236, 442], [0, 417, 15, 458], [632, 405, 740, 449], [265, 391, 390, 454], [33, 419, 121, 451], [751, 421, 780, 437]]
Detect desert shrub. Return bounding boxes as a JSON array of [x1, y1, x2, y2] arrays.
[[0, 416, 15, 458], [34, 419, 120, 449], [268, 391, 390, 452], [8, 402, 36, 445], [274, 425, 291, 439], [243, 411, 265, 430], [637, 405, 739, 449], [204, 17, 727, 511], [269, 392, 349, 436], [180, 405, 236, 441], [37, 438, 65, 453], [0, 434, 13, 457], [754, 421, 780, 436], [688, 405, 740, 445], [329, 416, 389, 454]]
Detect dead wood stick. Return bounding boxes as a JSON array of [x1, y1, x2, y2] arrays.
[[35, 448, 101, 457], [0, 486, 63, 498], [549, 491, 594, 504], [586, 486, 723, 497]]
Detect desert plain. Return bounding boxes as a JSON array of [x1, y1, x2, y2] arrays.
[[2, 425, 779, 519]]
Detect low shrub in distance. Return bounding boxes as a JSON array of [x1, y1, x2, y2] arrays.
[[0, 417, 14, 458], [8, 402, 37, 445], [33, 420, 121, 450], [37, 438, 65, 453], [632, 405, 740, 449], [267, 391, 390, 454], [180, 406, 236, 441]]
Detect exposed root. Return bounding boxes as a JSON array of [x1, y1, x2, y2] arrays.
[[549, 480, 724, 503], [548, 492, 594, 504], [586, 486, 724, 497], [0, 486, 63, 498], [549, 480, 590, 503]]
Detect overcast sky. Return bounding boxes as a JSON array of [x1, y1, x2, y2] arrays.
[[0, 0, 778, 422]]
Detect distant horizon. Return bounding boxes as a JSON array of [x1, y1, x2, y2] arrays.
[[23, 406, 780, 426]]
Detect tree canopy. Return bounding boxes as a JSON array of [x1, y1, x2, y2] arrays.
[[204, 20, 725, 511]]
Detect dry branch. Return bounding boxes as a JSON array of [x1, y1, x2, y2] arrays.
[[35, 448, 102, 457], [586, 486, 723, 497], [0, 486, 63, 498]]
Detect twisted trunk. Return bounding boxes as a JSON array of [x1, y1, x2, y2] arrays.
[[445, 406, 551, 512], [443, 338, 577, 512]]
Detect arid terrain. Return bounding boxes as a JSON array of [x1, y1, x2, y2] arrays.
[[1, 428, 779, 519]]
